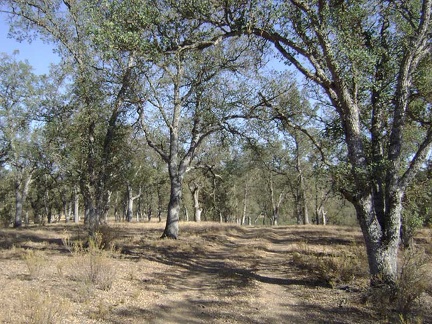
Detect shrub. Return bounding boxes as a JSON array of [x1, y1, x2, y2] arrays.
[[95, 225, 121, 250], [401, 211, 425, 248], [69, 236, 117, 291], [396, 246, 430, 318]]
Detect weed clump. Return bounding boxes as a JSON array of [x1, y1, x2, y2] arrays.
[[22, 250, 47, 279], [63, 231, 117, 291], [22, 290, 69, 324], [291, 243, 368, 287]]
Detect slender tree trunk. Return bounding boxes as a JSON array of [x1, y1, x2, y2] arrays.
[[126, 184, 134, 222], [13, 172, 32, 228], [67, 201, 72, 223], [62, 194, 68, 223], [295, 192, 302, 225], [157, 186, 163, 222], [273, 207, 279, 226], [190, 183, 202, 222], [147, 206, 152, 222], [73, 187, 80, 223], [47, 209, 52, 224], [303, 199, 309, 225], [14, 185, 24, 228], [136, 195, 142, 222], [241, 181, 248, 226], [126, 184, 140, 222]]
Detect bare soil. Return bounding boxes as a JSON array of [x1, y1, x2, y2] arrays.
[[0, 222, 430, 323]]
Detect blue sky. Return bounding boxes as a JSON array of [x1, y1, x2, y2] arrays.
[[1, 14, 292, 79], [0, 17, 59, 75]]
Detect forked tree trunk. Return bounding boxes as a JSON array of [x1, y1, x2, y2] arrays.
[[355, 191, 403, 285]]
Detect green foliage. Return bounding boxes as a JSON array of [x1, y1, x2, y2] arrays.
[[0, 172, 14, 227], [89, 0, 161, 56]]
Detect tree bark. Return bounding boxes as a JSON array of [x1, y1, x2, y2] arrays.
[[241, 181, 248, 226], [73, 187, 80, 223], [189, 182, 202, 222], [126, 186, 134, 222], [354, 191, 403, 285], [161, 174, 182, 239], [13, 172, 32, 228]]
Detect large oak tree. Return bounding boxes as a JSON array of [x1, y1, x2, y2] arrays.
[[184, 0, 432, 285]]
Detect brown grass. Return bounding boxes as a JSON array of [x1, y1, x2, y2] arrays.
[[0, 222, 430, 323]]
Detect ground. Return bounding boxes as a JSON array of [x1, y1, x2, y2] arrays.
[[0, 222, 430, 323]]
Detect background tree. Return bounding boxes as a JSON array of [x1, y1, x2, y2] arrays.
[[2, 0, 143, 235], [0, 53, 42, 227]]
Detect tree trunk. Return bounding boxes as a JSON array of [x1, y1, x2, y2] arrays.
[[273, 207, 279, 226], [62, 195, 68, 223], [13, 173, 32, 228], [67, 201, 72, 223], [355, 192, 403, 286], [73, 187, 80, 223], [47, 209, 52, 224], [184, 205, 189, 222], [303, 201, 309, 225], [161, 175, 182, 239], [136, 196, 142, 222], [126, 184, 134, 222], [14, 185, 24, 228], [147, 206, 152, 222], [126, 184, 140, 222], [191, 184, 202, 222], [241, 181, 248, 226]]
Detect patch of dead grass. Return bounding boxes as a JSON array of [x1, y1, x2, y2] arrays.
[[0, 222, 430, 323]]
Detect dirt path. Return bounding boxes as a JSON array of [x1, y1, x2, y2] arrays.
[[0, 222, 430, 323]]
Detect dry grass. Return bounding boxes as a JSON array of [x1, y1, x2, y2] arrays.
[[22, 249, 47, 279], [21, 290, 70, 324], [0, 222, 430, 323], [291, 241, 369, 288]]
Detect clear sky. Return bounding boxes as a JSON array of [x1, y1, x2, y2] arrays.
[[0, 16, 60, 75]]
